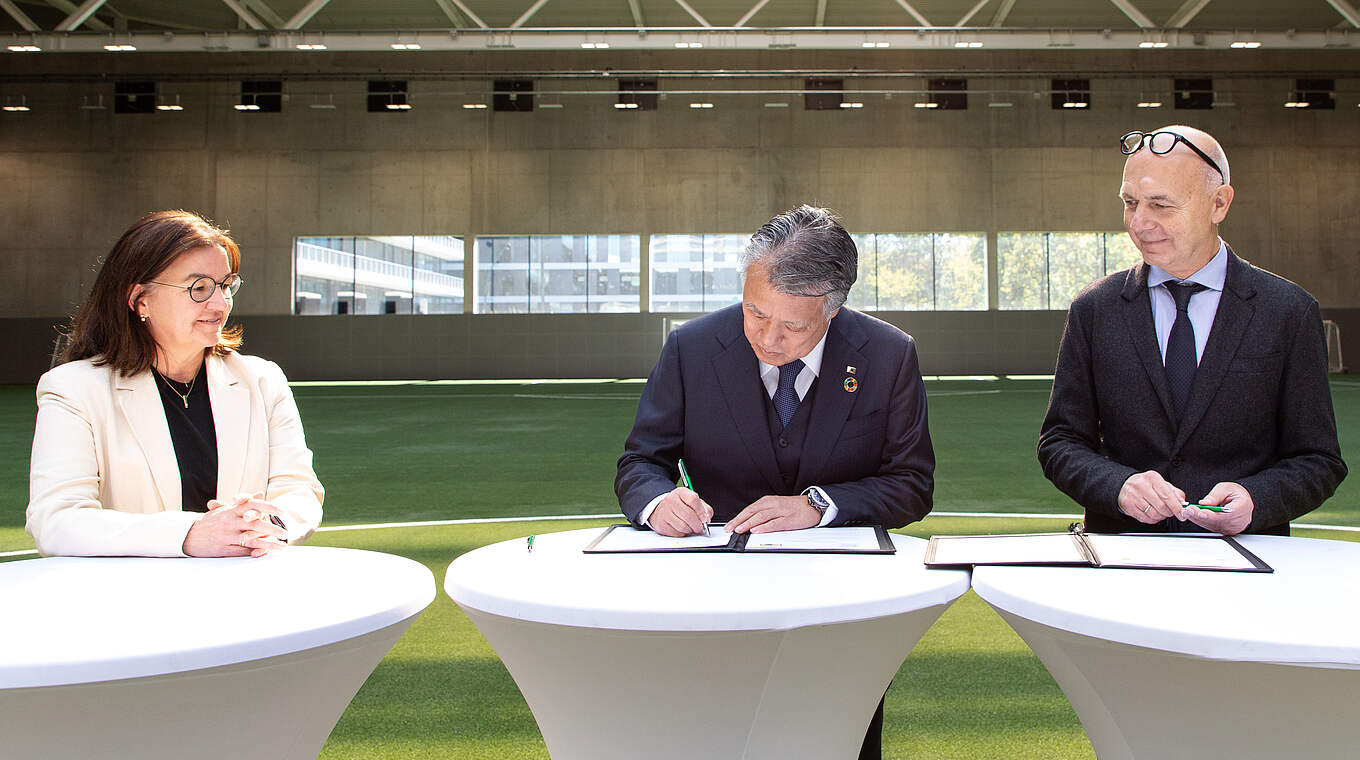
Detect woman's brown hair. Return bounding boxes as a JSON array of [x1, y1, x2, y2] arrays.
[[63, 210, 243, 374]]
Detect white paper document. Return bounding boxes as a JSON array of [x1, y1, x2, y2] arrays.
[[586, 525, 734, 552], [743, 527, 886, 552], [1085, 534, 1260, 570], [925, 533, 1085, 566]]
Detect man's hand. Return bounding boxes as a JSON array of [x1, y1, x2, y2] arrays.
[[1189, 482, 1254, 535], [728, 495, 820, 534], [1117, 471, 1189, 524], [649, 487, 714, 537]]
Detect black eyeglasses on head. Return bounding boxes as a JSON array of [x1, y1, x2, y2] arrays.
[[1119, 130, 1224, 183]]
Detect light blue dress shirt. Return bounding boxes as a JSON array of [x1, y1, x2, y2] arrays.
[[1146, 240, 1228, 366]]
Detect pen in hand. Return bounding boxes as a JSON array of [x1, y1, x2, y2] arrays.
[[677, 458, 710, 537], [1183, 501, 1232, 514]]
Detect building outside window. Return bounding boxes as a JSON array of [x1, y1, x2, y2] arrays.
[[293, 235, 464, 315], [997, 232, 1142, 310], [649, 234, 748, 313], [475, 235, 640, 313]]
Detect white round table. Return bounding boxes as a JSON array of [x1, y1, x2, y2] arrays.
[[0, 546, 434, 760], [445, 528, 970, 760], [972, 535, 1360, 760]]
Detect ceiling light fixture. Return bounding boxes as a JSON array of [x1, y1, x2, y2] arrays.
[[1137, 101, 1162, 108], [613, 102, 639, 109], [839, 101, 864, 109], [233, 103, 260, 111], [8, 44, 41, 52], [914, 102, 938, 109], [862, 41, 889, 48], [462, 103, 487, 109], [581, 42, 609, 49], [1138, 41, 1168, 48], [1230, 41, 1262, 49], [103, 43, 136, 52], [689, 102, 713, 109], [674, 41, 703, 49], [295, 43, 327, 50], [386, 102, 413, 110]]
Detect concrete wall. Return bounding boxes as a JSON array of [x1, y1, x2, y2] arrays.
[[2, 50, 1356, 382]]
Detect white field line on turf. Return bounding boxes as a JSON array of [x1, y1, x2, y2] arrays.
[[6, 514, 1357, 556]]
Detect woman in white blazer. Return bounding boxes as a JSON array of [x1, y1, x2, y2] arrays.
[[27, 210, 323, 557]]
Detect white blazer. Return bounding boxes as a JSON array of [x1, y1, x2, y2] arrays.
[[27, 352, 324, 557]]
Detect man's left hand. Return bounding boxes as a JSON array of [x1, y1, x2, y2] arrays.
[[1189, 482, 1254, 535], [727, 495, 820, 534]]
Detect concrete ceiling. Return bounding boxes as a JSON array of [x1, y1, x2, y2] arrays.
[[4, 1, 1357, 49]]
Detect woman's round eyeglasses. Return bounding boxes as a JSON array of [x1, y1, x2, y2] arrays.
[[146, 274, 244, 303]]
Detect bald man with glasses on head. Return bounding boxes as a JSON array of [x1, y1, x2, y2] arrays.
[[1038, 125, 1346, 536]]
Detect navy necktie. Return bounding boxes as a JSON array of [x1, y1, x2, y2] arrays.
[[1165, 281, 1206, 422], [773, 359, 805, 428]]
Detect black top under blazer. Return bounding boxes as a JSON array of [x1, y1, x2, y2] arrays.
[[616, 304, 935, 529], [1038, 246, 1347, 534]]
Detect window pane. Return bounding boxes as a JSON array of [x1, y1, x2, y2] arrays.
[[934, 233, 987, 310], [649, 233, 747, 313], [410, 235, 465, 315], [295, 235, 464, 315], [477, 236, 530, 313], [587, 235, 641, 313], [997, 233, 1048, 310], [1047, 233, 1102, 309], [534, 235, 588, 313], [878, 234, 935, 310], [845, 234, 877, 312], [1104, 232, 1143, 274]]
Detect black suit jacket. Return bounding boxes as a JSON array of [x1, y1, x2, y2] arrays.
[[616, 304, 934, 528], [1038, 246, 1347, 534]]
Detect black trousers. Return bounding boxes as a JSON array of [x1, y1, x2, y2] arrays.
[[858, 693, 886, 760]]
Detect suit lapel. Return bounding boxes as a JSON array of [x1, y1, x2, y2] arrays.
[[711, 322, 786, 495], [1173, 249, 1256, 451], [115, 370, 181, 511], [800, 312, 866, 485], [208, 354, 251, 499], [1120, 264, 1178, 425]]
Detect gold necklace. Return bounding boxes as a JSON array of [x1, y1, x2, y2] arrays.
[[153, 368, 196, 408]]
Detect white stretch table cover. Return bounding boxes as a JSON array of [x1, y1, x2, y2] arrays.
[[446, 529, 970, 760], [0, 547, 434, 760], [446, 528, 969, 630], [973, 535, 1360, 667], [973, 535, 1360, 760], [0, 546, 436, 688]]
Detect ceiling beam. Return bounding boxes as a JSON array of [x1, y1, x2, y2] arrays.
[[892, 0, 933, 26], [434, 0, 487, 28], [672, 0, 711, 27], [54, 0, 108, 31], [1325, 0, 1360, 27], [734, 0, 772, 27], [989, 0, 1015, 27], [815, 0, 827, 26], [1107, 0, 1155, 28], [955, 0, 991, 27], [626, 0, 645, 27], [221, 0, 266, 30], [0, 0, 41, 31], [42, 0, 110, 30], [283, 0, 331, 29], [509, 0, 552, 28], [243, 0, 285, 28], [1166, 0, 1212, 28]]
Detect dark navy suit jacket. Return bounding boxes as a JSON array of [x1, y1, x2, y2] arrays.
[[1038, 247, 1347, 534], [616, 304, 934, 528]]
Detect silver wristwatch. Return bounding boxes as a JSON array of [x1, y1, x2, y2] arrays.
[[806, 489, 830, 519]]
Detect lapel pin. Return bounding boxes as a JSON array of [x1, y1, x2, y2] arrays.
[[846, 365, 856, 374], [843, 377, 859, 393]]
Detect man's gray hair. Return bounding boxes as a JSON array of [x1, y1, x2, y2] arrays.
[[740, 205, 858, 318]]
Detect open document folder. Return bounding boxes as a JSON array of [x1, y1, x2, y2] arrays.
[[924, 524, 1271, 573], [583, 524, 896, 554]]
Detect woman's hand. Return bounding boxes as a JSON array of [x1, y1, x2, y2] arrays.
[[182, 492, 288, 558]]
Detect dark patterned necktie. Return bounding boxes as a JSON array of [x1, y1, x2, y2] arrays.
[[1165, 281, 1206, 421], [773, 359, 805, 427]]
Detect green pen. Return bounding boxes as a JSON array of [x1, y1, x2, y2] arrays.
[[677, 458, 710, 537], [1183, 501, 1232, 514]]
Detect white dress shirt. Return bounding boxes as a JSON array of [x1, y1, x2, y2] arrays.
[[1147, 240, 1228, 366], [641, 331, 839, 528]]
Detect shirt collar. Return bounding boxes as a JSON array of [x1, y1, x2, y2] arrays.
[[757, 328, 829, 380], [1147, 239, 1228, 291]]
